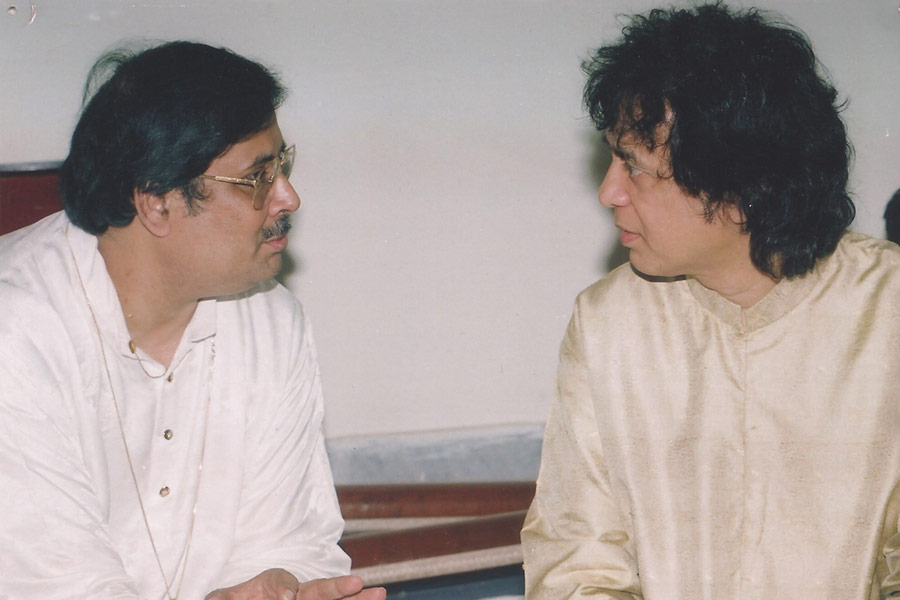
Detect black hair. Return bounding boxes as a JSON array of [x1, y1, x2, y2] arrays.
[[59, 41, 287, 234], [885, 188, 900, 245], [583, 2, 855, 278]]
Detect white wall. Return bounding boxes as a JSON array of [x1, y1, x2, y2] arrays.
[[2, 1, 898, 439]]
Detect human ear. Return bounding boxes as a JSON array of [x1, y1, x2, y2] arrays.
[[132, 188, 174, 238], [723, 198, 748, 226]]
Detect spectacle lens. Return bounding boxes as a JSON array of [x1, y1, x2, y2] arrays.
[[251, 145, 296, 209]]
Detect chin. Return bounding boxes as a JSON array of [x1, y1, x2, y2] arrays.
[[629, 257, 683, 281], [248, 256, 284, 286], [215, 274, 280, 299]]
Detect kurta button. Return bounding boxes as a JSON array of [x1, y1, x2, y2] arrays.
[[167, 373, 174, 383], [159, 486, 170, 497], [163, 429, 173, 440]]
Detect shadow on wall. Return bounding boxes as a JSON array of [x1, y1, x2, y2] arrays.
[[275, 250, 301, 286], [582, 129, 629, 274]]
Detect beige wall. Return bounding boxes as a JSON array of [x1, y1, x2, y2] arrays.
[[2, 0, 898, 438]]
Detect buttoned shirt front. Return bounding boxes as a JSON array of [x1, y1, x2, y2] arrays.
[[0, 212, 349, 599]]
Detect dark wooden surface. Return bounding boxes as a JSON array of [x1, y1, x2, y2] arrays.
[[337, 482, 535, 519], [337, 482, 535, 569], [0, 170, 62, 236], [340, 510, 527, 568]]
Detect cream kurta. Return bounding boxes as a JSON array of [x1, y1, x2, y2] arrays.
[[0, 212, 349, 599], [522, 233, 900, 599]]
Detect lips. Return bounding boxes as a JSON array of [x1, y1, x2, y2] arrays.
[[616, 223, 640, 245], [264, 235, 289, 251]]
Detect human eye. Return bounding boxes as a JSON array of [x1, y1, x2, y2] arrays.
[[243, 167, 264, 184], [249, 162, 278, 187], [626, 162, 645, 177]]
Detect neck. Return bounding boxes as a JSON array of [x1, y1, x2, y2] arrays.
[[694, 260, 778, 309], [98, 227, 197, 367]]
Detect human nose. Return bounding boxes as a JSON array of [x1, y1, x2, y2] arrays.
[[268, 174, 301, 214], [597, 160, 630, 209]]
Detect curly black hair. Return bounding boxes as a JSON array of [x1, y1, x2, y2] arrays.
[[583, 2, 855, 278], [59, 41, 286, 235]]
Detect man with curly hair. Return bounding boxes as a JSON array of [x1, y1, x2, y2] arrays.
[[522, 4, 900, 598]]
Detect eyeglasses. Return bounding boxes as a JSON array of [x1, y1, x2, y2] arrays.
[[198, 144, 296, 210]]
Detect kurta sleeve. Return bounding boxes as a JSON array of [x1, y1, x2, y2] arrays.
[[210, 311, 349, 589], [521, 299, 642, 600], [0, 285, 144, 599]]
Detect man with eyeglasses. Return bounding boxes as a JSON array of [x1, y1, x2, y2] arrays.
[[0, 42, 384, 600]]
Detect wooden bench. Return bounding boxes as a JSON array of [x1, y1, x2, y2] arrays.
[[338, 482, 533, 585]]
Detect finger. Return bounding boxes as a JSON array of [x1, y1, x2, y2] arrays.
[[334, 575, 366, 597], [354, 587, 387, 600], [297, 575, 364, 600]]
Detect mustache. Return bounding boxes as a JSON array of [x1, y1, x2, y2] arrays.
[[262, 214, 292, 240]]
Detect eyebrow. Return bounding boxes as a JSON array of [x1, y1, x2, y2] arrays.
[[601, 134, 637, 163], [244, 141, 287, 172]]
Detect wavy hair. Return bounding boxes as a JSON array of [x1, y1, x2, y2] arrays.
[[583, 2, 854, 278], [59, 41, 286, 235]]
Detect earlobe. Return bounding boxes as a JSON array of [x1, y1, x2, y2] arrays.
[[133, 189, 173, 238]]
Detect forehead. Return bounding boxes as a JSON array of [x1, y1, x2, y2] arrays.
[[605, 128, 670, 168], [209, 122, 285, 171], [605, 128, 641, 152], [607, 100, 674, 150]]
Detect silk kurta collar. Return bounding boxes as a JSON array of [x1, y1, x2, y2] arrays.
[[684, 258, 824, 333]]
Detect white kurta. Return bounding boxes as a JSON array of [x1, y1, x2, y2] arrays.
[[0, 212, 350, 599], [522, 233, 900, 599]]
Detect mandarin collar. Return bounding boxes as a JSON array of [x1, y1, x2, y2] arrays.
[[685, 260, 822, 333]]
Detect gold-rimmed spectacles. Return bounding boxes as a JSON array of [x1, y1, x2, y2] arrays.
[[198, 144, 295, 210]]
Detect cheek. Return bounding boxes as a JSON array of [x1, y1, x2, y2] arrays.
[[227, 217, 265, 248]]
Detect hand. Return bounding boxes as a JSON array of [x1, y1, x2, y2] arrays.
[[205, 568, 299, 600], [205, 570, 386, 600]]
